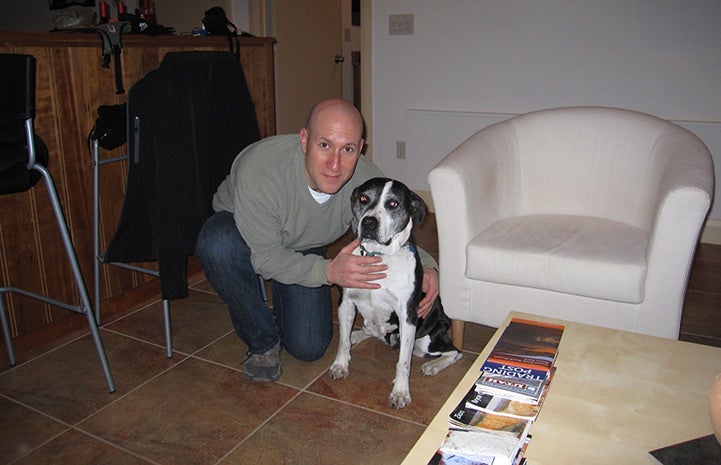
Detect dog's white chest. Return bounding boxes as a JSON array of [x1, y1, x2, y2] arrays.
[[347, 245, 417, 322]]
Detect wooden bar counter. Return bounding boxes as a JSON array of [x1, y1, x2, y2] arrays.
[[0, 32, 276, 360]]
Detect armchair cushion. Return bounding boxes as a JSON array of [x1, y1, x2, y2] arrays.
[[466, 215, 648, 303]]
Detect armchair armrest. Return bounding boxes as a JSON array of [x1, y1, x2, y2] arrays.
[[640, 128, 714, 338], [428, 122, 519, 319]]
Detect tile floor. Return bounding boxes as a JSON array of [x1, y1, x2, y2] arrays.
[[2, 239, 719, 465], [0, 274, 495, 465]]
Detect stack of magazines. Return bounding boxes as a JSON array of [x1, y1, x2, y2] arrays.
[[429, 318, 565, 465]]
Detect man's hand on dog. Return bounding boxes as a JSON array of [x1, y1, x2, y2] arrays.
[[417, 267, 439, 319], [327, 239, 387, 289], [327, 239, 439, 320]]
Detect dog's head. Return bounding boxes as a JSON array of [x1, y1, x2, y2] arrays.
[[350, 177, 427, 255]]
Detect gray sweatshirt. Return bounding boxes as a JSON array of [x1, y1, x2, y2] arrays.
[[213, 134, 437, 287]]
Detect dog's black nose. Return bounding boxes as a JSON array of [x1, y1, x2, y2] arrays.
[[361, 216, 378, 232]]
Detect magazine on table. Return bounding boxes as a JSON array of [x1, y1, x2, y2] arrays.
[[449, 397, 531, 436], [475, 372, 546, 404], [467, 368, 556, 420], [485, 318, 564, 372]]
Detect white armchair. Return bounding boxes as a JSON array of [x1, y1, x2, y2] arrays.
[[429, 107, 714, 348]]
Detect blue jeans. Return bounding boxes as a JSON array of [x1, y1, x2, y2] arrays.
[[194, 211, 332, 361]]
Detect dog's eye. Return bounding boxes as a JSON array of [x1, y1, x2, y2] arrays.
[[388, 200, 399, 209], [359, 194, 368, 204]]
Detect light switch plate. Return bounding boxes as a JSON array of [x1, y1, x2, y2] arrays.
[[389, 14, 414, 35]]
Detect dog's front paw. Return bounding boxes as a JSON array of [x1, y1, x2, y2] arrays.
[[388, 389, 412, 409], [329, 364, 349, 380]]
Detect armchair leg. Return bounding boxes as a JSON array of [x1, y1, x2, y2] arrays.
[[451, 319, 465, 351]]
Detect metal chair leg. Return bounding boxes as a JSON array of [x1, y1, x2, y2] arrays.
[[38, 164, 116, 393], [163, 299, 172, 357], [0, 296, 16, 366]]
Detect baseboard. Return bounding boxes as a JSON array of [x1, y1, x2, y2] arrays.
[[419, 189, 721, 245], [702, 219, 721, 245]]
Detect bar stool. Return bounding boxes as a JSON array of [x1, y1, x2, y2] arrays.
[[0, 53, 115, 392]]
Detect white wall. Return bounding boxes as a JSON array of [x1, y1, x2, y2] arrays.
[[370, 0, 721, 230]]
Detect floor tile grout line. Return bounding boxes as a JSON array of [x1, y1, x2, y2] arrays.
[[73, 356, 193, 428], [186, 328, 236, 358], [187, 286, 219, 296], [6, 427, 71, 465], [1, 393, 84, 465], [0, 393, 71, 427], [186, 352, 247, 374], [63, 424, 163, 465], [98, 297, 165, 328], [0, 326, 95, 375], [0, 381, 147, 463], [208, 338, 432, 462], [0, 297, 168, 382], [100, 325, 194, 358], [212, 387, 306, 465], [300, 389, 431, 429]]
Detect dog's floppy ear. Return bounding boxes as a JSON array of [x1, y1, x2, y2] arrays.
[[350, 185, 364, 222], [350, 185, 361, 205], [410, 191, 427, 225]]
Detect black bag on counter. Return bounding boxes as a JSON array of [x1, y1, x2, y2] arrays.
[[202, 6, 241, 58]]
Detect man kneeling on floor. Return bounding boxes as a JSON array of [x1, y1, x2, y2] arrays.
[[195, 98, 439, 382]]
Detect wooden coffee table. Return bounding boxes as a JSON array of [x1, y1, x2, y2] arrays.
[[401, 311, 721, 465]]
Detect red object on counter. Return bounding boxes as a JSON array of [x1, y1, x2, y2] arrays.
[[99, 1, 110, 23]]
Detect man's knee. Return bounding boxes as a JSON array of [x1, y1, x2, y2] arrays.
[[283, 333, 332, 362], [195, 212, 243, 264]]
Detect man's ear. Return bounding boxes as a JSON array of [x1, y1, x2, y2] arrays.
[[300, 128, 309, 153]]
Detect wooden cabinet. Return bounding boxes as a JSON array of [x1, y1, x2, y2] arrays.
[[0, 32, 275, 358]]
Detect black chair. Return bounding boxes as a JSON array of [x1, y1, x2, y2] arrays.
[[0, 53, 115, 392]]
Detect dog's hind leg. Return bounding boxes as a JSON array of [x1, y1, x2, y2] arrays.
[[388, 319, 415, 409], [350, 329, 371, 345], [330, 300, 355, 380], [421, 351, 463, 376]]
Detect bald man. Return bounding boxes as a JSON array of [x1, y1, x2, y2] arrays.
[[195, 99, 438, 382]]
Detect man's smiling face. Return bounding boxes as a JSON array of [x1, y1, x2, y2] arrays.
[[300, 100, 365, 195]]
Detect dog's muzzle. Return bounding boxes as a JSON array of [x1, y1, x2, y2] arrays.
[[360, 216, 392, 245], [360, 216, 378, 238]]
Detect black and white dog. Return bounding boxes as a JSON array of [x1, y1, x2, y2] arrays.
[[330, 177, 462, 409]]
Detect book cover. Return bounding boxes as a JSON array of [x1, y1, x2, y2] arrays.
[[480, 360, 548, 382], [648, 434, 721, 465], [437, 422, 532, 465], [486, 318, 564, 371], [427, 449, 494, 465], [465, 387, 541, 421], [470, 367, 556, 418], [475, 372, 545, 403], [449, 399, 531, 436]]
